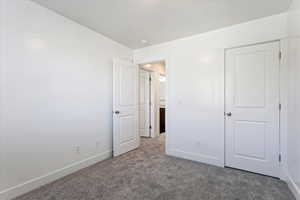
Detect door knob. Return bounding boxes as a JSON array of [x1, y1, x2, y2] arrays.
[[226, 112, 232, 117], [115, 111, 120, 114]]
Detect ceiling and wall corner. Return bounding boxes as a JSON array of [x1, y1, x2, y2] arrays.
[[29, 0, 291, 49]]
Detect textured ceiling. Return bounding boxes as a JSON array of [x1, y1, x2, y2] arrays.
[[30, 0, 291, 49]]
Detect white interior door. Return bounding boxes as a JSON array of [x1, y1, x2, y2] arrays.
[[113, 59, 139, 157], [139, 70, 151, 137], [225, 41, 280, 177]]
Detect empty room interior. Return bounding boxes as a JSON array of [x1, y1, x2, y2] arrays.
[[0, 0, 300, 199]]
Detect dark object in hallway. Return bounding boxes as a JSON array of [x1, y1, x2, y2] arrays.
[[160, 107, 165, 133], [14, 136, 295, 200]]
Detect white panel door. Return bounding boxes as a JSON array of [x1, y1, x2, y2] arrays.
[[225, 42, 280, 177], [113, 59, 139, 157], [139, 70, 151, 137]]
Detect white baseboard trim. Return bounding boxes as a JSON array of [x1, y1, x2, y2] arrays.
[[286, 171, 300, 200], [279, 165, 288, 181], [167, 148, 223, 167], [0, 150, 112, 200]]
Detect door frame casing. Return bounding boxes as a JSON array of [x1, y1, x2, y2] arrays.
[[224, 39, 287, 179], [134, 56, 169, 152]]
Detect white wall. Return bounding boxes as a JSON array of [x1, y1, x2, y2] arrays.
[[134, 14, 287, 167], [0, 0, 131, 199], [286, 0, 300, 198], [0, 0, 294, 199], [0, 0, 6, 193]]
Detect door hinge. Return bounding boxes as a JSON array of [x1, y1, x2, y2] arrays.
[[279, 51, 282, 60], [149, 77, 152, 82], [279, 103, 282, 111], [149, 125, 152, 129], [279, 154, 282, 162]]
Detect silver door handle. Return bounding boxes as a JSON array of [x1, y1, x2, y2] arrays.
[[114, 111, 120, 114], [226, 112, 232, 117]]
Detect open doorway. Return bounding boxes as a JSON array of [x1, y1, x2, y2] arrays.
[[138, 61, 166, 144], [112, 59, 166, 157]]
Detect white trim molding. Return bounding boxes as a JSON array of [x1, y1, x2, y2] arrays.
[[0, 151, 112, 200], [167, 149, 224, 167], [286, 171, 300, 200]]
